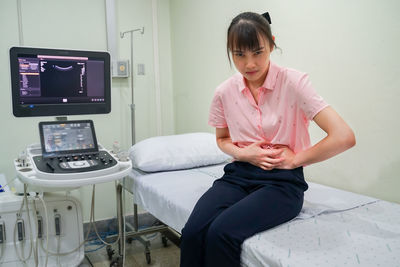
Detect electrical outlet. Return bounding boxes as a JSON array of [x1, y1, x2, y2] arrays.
[[116, 60, 129, 77]]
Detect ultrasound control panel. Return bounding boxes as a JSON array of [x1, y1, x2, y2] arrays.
[[33, 151, 117, 173], [33, 120, 117, 173], [15, 119, 132, 189]]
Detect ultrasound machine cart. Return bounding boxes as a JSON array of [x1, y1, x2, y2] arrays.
[[7, 47, 131, 267]]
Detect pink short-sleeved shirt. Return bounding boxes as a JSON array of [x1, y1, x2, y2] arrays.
[[208, 62, 329, 153]]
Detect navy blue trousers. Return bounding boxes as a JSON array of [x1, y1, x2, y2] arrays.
[[180, 161, 308, 267]]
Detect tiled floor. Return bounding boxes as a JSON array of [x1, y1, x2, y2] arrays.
[[81, 234, 180, 267]]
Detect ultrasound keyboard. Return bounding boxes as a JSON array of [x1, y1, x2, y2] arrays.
[[15, 120, 132, 189], [33, 151, 117, 173]]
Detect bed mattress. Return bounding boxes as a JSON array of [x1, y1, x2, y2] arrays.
[[123, 164, 225, 232], [242, 200, 400, 267], [123, 164, 400, 266]]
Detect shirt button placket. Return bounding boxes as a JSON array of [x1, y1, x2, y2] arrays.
[[256, 107, 264, 138]]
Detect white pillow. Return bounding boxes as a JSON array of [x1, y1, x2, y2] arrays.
[[129, 132, 231, 172]]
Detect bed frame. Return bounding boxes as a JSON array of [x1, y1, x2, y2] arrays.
[[109, 165, 400, 266]]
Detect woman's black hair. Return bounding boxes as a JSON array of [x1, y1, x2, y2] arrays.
[[227, 12, 276, 64]]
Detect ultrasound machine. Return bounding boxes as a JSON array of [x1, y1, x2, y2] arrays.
[[0, 47, 131, 266]]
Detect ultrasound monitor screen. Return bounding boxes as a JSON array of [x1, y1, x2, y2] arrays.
[[39, 120, 98, 157], [39, 59, 87, 98], [19, 55, 102, 102], [10, 47, 111, 117]]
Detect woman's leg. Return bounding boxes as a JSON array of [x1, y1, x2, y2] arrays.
[[180, 179, 247, 267], [204, 182, 304, 267]]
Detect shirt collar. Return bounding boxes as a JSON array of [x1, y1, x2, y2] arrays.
[[238, 61, 280, 92]]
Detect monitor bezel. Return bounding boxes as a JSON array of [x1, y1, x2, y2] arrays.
[[39, 120, 99, 158], [10, 46, 111, 117]]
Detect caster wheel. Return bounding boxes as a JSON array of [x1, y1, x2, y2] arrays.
[[162, 235, 168, 247], [110, 257, 122, 267], [106, 245, 115, 260]]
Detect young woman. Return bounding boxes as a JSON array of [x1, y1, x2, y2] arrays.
[[180, 11, 355, 267]]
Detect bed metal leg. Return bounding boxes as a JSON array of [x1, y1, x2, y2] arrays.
[[107, 183, 125, 267], [134, 203, 139, 231], [117, 183, 125, 260], [161, 228, 181, 247], [131, 202, 152, 263], [111, 181, 182, 265]]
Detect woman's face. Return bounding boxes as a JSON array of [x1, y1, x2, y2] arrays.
[[232, 35, 273, 88]]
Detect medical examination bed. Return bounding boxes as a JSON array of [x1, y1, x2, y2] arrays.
[[122, 133, 400, 266]]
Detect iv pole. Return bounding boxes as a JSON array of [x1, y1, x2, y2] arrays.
[[115, 27, 145, 266], [120, 27, 144, 146]]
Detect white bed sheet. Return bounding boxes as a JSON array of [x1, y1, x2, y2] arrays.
[[123, 164, 225, 232], [123, 164, 400, 266], [242, 200, 400, 267]]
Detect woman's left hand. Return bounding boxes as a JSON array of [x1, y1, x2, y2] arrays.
[[273, 145, 298, 169]]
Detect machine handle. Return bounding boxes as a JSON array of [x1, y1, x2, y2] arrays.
[[16, 161, 132, 189]]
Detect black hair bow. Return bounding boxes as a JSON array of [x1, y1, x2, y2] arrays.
[[262, 12, 271, 24]]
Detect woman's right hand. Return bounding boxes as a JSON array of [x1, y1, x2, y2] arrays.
[[237, 141, 284, 170]]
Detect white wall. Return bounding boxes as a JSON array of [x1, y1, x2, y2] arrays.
[[0, 0, 175, 221], [170, 0, 400, 203]]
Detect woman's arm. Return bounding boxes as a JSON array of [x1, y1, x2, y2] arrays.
[[216, 127, 284, 170], [280, 106, 356, 169]]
